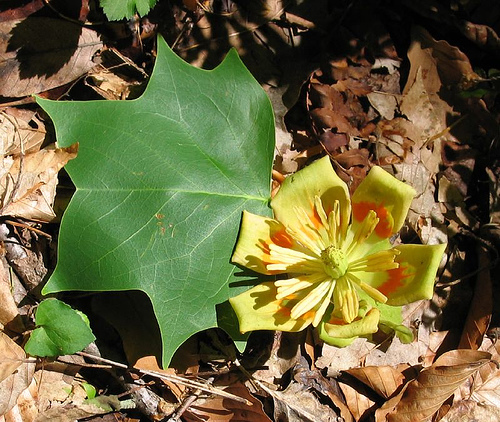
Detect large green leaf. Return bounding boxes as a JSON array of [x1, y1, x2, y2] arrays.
[[37, 36, 274, 366]]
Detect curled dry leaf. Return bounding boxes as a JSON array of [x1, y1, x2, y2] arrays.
[[0, 143, 78, 222], [387, 349, 492, 422], [338, 380, 375, 422], [458, 21, 500, 52]]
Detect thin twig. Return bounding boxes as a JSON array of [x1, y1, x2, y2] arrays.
[[0, 97, 36, 109], [77, 352, 251, 405], [4, 220, 52, 240], [168, 376, 215, 421], [41, 0, 104, 26]]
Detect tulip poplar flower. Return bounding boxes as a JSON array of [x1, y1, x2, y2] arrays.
[[229, 156, 446, 346]]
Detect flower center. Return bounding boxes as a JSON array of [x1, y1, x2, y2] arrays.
[[321, 246, 348, 279]]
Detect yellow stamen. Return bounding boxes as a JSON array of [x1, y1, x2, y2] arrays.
[[314, 196, 329, 227], [333, 276, 359, 323], [290, 280, 331, 320], [267, 261, 325, 273], [327, 200, 341, 248], [268, 243, 318, 262], [348, 249, 401, 272], [344, 210, 379, 257], [312, 281, 336, 326], [313, 196, 331, 246], [275, 273, 326, 299], [276, 279, 313, 299], [293, 206, 327, 250], [346, 273, 388, 303], [286, 225, 323, 256]]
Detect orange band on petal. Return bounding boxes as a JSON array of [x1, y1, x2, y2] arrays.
[[277, 306, 292, 317], [301, 310, 316, 321], [353, 201, 394, 238], [310, 205, 322, 230], [327, 316, 349, 326], [271, 229, 294, 249], [378, 264, 414, 296], [260, 240, 271, 256]]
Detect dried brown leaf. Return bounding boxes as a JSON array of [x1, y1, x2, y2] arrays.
[[134, 356, 185, 398], [1, 378, 38, 421], [346, 366, 405, 399], [184, 379, 272, 422], [0, 257, 20, 328], [452, 337, 500, 407], [0, 143, 78, 221], [310, 108, 355, 133], [0, 109, 45, 156], [387, 350, 492, 422], [292, 363, 354, 422], [456, 21, 500, 59], [367, 92, 398, 120], [267, 85, 306, 175], [339, 381, 375, 421], [266, 381, 340, 422], [406, 26, 478, 93], [375, 386, 406, 422], [439, 399, 500, 422], [470, 363, 500, 407], [0, 332, 24, 384], [0, 357, 35, 415], [0, 18, 102, 97], [317, 338, 373, 377], [0, 0, 44, 21]]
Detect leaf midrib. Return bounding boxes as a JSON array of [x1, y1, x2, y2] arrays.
[[77, 187, 269, 202]]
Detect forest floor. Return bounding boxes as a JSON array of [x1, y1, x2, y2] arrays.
[[0, 0, 499, 421]]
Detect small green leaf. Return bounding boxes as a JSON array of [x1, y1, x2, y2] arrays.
[[84, 395, 122, 412], [24, 299, 96, 357], [100, 0, 158, 20], [81, 383, 97, 400]]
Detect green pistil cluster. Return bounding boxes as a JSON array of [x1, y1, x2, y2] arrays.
[[321, 246, 348, 279]]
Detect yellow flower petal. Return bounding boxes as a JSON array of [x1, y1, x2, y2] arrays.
[[231, 211, 298, 275], [229, 282, 314, 333], [351, 166, 416, 239], [271, 156, 351, 242], [382, 243, 446, 305], [354, 243, 446, 305]]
